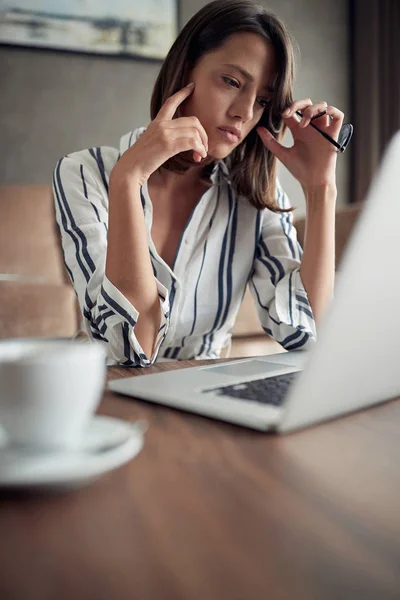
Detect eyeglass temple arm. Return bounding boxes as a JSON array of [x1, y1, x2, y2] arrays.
[[294, 110, 344, 153]]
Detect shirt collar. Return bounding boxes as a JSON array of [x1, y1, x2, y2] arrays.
[[210, 159, 231, 185]]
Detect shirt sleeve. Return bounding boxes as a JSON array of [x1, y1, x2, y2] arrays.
[[249, 183, 316, 351], [52, 153, 170, 366]]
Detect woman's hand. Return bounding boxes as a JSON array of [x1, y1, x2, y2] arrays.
[[110, 83, 208, 188], [257, 98, 344, 193]]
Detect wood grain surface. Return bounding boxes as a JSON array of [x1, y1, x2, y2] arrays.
[[0, 360, 399, 600]]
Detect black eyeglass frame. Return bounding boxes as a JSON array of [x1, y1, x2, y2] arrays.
[[295, 110, 353, 154]]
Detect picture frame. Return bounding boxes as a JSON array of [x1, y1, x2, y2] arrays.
[[0, 1, 179, 61]]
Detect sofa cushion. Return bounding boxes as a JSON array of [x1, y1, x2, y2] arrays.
[[0, 185, 68, 284], [0, 280, 78, 339]]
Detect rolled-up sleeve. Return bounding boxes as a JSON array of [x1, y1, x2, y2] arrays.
[[249, 184, 316, 351], [52, 153, 170, 366]]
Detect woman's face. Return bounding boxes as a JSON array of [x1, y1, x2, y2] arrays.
[[181, 32, 277, 159]]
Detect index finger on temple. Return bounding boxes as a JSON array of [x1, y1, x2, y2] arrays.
[[155, 84, 195, 121]]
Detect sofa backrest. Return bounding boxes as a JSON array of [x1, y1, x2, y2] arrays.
[[0, 185, 78, 339], [0, 185, 68, 283], [0, 184, 363, 343]]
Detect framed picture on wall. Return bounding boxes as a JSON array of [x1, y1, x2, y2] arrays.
[[0, 0, 179, 60]]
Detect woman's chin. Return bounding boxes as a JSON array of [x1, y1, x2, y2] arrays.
[[207, 144, 235, 160], [211, 134, 245, 157]]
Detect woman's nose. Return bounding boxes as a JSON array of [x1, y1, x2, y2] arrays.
[[229, 94, 254, 123]]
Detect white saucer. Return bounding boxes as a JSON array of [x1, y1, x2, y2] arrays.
[[0, 416, 145, 491]]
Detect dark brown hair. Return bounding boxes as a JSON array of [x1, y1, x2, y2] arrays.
[[150, 0, 295, 212]]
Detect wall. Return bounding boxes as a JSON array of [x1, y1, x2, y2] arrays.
[[0, 0, 349, 214]]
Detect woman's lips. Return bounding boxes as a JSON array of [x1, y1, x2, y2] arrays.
[[217, 127, 240, 143]]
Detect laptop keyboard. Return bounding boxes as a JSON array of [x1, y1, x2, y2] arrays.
[[203, 372, 298, 407]]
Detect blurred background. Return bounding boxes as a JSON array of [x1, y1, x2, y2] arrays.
[[0, 0, 399, 215]]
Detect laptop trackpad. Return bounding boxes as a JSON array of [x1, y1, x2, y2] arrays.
[[201, 360, 289, 378]]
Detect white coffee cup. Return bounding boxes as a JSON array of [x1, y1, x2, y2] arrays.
[[0, 338, 107, 451]]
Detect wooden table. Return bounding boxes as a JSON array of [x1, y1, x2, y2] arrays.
[[0, 359, 399, 600]]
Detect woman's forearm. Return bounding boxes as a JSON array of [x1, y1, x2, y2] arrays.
[[299, 183, 337, 323], [106, 174, 161, 357]]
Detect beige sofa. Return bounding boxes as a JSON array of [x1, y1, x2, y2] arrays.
[[0, 185, 362, 358]]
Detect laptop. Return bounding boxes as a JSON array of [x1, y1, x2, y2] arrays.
[[109, 132, 400, 433]]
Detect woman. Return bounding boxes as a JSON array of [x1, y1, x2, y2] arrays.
[[53, 0, 342, 366]]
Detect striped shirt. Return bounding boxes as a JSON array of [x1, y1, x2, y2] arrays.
[[53, 127, 316, 366]]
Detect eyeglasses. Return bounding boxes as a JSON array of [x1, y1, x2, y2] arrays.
[[295, 110, 353, 154]]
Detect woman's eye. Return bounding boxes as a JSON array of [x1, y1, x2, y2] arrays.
[[222, 76, 270, 108], [222, 76, 240, 88], [257, 98, 269, 108]]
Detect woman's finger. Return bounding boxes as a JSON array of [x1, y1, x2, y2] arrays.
[[155, 82, 195, 122], [297, 101, 329, 128], [166, 117, 208, 153], [310, 110, 330, 129], [325, 105, 345, 135], [282, 98, 313, 120], [257, 127, 290, 167], [172, 134, 209, 162], [168, 127, 207, 158]]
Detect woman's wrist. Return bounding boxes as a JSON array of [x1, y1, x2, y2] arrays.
[[302, 182, 337, 207], [109, 163, 144, 194]]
